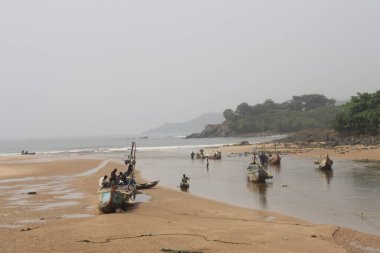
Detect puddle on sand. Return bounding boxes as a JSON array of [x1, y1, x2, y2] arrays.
[[34, 201, 79, 211], [0, 224, 24, 228], [61, 214, 94, 219], [86, 205, 96, 210], [54, 193, 84, 200], [48, 189, 73, 195], [135, 194, 151, 203], [17, 218, 46, 224], [0, 176, 49, 184], [264, 216, 276, 221]]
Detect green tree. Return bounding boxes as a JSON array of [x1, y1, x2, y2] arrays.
[[333, 91, 380, 135]]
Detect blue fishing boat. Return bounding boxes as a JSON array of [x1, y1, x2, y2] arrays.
[[98, 187, 135, 214]]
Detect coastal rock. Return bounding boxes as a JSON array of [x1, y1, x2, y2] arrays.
[[186, 123, 238, 138]]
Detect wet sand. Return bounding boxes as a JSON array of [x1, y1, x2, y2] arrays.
[[0, 153, 379, 252]]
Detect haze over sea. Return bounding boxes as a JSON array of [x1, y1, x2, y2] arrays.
[[0, 134, 280, 155]]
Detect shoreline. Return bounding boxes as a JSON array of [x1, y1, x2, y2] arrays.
[[0, 146, 379, 252], [204, 142, 380, 162]]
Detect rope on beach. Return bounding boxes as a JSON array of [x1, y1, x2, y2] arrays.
[[77, 232, 252, 246]]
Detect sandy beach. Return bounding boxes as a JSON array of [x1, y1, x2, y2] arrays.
[[0, 147, 379, 253], [208, 142, 380, 162]]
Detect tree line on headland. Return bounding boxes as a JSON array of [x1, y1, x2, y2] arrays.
[[186, 91, 380, 140]]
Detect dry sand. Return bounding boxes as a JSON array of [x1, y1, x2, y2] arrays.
[[0, 150, 379, 253]]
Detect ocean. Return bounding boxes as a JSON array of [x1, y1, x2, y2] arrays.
[[0, 135, 282, 156]]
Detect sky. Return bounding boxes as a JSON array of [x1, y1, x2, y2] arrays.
[[0, 0, 379, 138]]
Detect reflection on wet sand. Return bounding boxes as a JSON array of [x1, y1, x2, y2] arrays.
[[269, 164, 281, 176], [246, 181, 272, 209], [318, 168, 333, 185]]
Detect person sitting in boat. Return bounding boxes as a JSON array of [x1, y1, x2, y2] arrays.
[[110, 168, 118, 186], [99, 175, 109, 189], [182, 174, 190, 184], [120, 171, 128, 185], [117, 172, 123, 185]]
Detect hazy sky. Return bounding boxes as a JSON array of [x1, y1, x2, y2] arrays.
[[0, 1, 379, 138]]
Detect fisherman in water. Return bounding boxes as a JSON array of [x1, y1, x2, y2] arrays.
[[182, 174, 190, 184]]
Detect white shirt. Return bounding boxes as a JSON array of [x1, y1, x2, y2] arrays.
[[99, 176, 106, 187]]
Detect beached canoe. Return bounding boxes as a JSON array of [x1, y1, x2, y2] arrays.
[[136, 180, 159, 190], [98, 187, 135, 214], [246, 163, 273, 183]]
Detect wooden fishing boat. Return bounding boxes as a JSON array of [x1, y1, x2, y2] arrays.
[[98, 187, 135, 214], [21, 150, 36, 155], [206, 151, 222, 160], [246, 163, 273, 183], [317, 154, 333, 170], [136, 180, 159, 190], [180, 182, 189, 191], [268, 153, 281, 166]]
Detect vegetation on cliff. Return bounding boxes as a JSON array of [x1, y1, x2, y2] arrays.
[[187, 94, 340, 138], [187, 91, 379, 139], [333, 91, 380, 136]]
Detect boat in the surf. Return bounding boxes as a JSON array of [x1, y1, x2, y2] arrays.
[[180, 182, 189, 191], [21, 150, 36, 155], [246, 163, 273, 183], [136, 180, 159, 190], [180, 174, 190, 191]]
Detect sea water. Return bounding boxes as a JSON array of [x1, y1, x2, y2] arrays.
[[0, 135, 281, 155], [137, 148, 380, 236]]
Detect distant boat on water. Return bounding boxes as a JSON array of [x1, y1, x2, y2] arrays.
[[21, 150, 35, 155]]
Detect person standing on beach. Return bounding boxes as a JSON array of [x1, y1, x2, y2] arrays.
[[206, 157, 209, 169]]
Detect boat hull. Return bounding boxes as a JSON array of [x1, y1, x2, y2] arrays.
[[98, 189, 135, 214], [318, 155, 333, 170], [180, 182, 189, 191], [268, 154, 281, 165], [246, 164, 273, 183], [136, 180, 159, 190]]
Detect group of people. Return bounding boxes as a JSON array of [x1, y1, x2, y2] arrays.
[[251, 152, 269, 167], [190, 148, 221, 160], [98, 159, 136, 190]]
